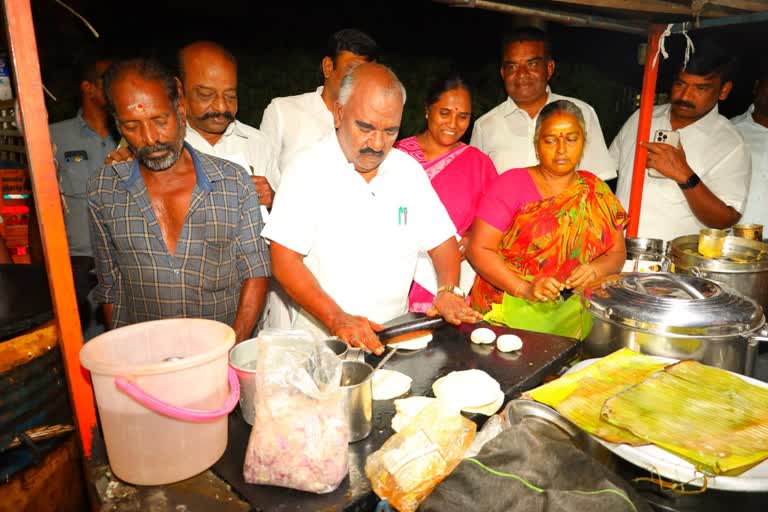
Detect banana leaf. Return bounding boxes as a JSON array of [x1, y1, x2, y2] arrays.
[[526, 349, 669, 445], [602, 360, 768, 475]]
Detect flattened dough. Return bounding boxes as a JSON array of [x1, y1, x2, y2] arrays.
[[432, 369, 501, 411], [372, 369, 413, 400], [387, 333, 433, 351], [463, 389, 505, 416]]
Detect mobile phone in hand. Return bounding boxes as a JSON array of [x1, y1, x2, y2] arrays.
[[647, 130, 680, 178]]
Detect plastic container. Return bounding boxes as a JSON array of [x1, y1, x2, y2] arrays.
[[80, 319, 239, 485], [229, 338, 259, 425]]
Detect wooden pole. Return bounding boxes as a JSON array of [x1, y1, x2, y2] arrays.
[[626, 26, 663, 238], [3, 0, 97, 457]]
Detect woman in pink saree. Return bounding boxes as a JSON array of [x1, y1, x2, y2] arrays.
[[395, 74, 497, 312]]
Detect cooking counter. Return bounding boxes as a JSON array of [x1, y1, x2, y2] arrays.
[[212, 318, 579, 511], [84, 323, 768, 511]]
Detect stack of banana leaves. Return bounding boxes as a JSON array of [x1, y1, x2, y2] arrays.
[[526, 348, 768, 475]]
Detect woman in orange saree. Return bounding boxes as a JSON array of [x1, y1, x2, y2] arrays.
[[467, 100, 627, 337]]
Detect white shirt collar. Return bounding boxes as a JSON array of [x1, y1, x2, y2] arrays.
[[324, 132, 395, 180], [223, 119, 247, 139], [186, 119, 247, 148], [503, 86, 553, 116], [657, 102, 721, 133], [734, 104, 768, 131]]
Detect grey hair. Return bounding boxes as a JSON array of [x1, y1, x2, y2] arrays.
[[533, 99, 587, 143], [338, 63, 407, 107]]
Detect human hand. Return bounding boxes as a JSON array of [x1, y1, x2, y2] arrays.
[[427, 290, 483, 325], [251, 175, 274, 209], [564, 263, 600, 290], [641, 141, 693, 184], [104, 146, 134, 165], [524, 276, 564, 302], [457, 236, 469, 261], [329, 312, 385, 355]]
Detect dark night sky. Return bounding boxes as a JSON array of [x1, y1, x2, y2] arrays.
[[6, 0, 768, 136]]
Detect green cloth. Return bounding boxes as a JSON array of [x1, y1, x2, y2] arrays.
[[484, 293, 592, 340]]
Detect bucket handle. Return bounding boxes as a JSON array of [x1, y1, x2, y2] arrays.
[[115, 367, 240, 422]]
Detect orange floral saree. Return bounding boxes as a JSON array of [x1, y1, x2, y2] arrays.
[[470, 171, 628, 314]]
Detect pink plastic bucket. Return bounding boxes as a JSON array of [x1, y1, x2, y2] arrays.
[[80, 319, 238, 485]]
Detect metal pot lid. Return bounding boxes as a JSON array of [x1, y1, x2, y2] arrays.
[[669, 235, 768, 273], [582, 272, 764, 337]]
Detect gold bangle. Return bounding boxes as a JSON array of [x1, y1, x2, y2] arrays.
[[514, 281, 527, 298]]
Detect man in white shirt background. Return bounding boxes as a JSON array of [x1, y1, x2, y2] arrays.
[[470, 27, 616, 180], [107, 42, 279, 208], [262, 63, 481, 354], [105, 42, 282, 333], [611, 38, 751, 242], [259, 28, 378, 185], [177, 41, 279, 209], [731, 65, 768, 228]]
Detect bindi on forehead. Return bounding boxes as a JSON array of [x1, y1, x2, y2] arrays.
[[127, 103, 145, 111]]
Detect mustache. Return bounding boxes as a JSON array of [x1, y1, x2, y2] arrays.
[[135, 142, 175, 160], [199, 110, 235, 121], [359, 147, 384, 157], [673, 100, 696, 109]]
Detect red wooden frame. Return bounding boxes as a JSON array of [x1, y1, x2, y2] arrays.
[[3, 0, 97, 457], [626, 26, 664, 238]]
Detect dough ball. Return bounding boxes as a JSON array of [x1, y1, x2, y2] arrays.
[[496, 334, 523, 353], [470, 327, 496, 345]]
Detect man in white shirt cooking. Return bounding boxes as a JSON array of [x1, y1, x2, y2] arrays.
[[262, 63, 482, 355], [259, 28, 378, 187], [470, 27, 615, 180], [611, 39, 751, 241], [731, 65, 768, 228]]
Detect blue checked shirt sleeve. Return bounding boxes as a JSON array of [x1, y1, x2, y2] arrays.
[[88, 178, 122, 305], [234, 168, 271, 280]]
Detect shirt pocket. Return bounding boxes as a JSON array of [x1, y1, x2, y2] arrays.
[[202, 240, 237, 291], [58, 160, 91, 199], [374, 202, 420, 262]]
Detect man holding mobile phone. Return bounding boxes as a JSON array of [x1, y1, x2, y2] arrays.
[[610, 38, 751, 241]]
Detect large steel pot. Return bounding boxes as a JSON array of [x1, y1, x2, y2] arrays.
[[626, 237, 664, 261], [582, 273, 768, 375], [668, 235, 768, 315]]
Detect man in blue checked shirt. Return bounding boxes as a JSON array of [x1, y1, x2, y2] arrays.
[[87, 58, 270, 341]]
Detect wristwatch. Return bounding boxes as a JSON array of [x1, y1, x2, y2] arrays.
[[678, 172, 701, 190], [437, 285, 465, 298]]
